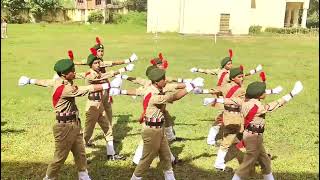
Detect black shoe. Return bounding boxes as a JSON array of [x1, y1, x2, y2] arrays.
[[85, 142, 95, 148], [173, 137, 185, 142], [107, 154, 126, 161], [216, 167, 233, 172], [172, 157, 182, 166]]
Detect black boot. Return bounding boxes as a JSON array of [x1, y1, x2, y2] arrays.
[[107, 154, 126, 161]]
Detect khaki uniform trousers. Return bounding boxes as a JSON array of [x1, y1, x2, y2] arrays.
[[134, 127, 172, 177], [84, 101, 113, 143], [236, 131, 271, 178], [46, 120, 87, 179], [220, 112, 244, 151]]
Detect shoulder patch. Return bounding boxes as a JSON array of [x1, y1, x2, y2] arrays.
[[52, 85, 65, 108]]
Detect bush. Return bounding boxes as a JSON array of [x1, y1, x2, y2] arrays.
[[264, 27, 312, 34], [112, 11, 146, 26], [88, 11, 104, 23], [8, 14, 30, 24], [249, 25, 262, 34], [306, 13, 319, 28]]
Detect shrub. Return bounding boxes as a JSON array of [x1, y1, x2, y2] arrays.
[[264, 27, 312, 34], [88, 11, 104, 23], [249, 25, 262, 34], [112, 11, 146, 26]]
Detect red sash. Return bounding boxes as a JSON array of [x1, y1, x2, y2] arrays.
[[217, 71, 228, 86], [139, 93, 152, 123], [226, 85, 240, 98], [244, 104, 259, 128], [52, 85, 65, 107]]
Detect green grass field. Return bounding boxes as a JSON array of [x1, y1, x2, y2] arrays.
[[1, 24, 319, 180]]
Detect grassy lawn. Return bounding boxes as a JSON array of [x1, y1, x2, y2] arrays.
[[1, 24, 319, 180]]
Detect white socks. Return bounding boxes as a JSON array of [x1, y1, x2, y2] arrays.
[[164, 170, 176, 180], [165, 126, 176, 142], [106, 141, 116, 155], [133, 141, 144, 165], [207, 126, 220, 145], [78, 170, 91, 180], [214, 149, 227, 170], [263, 173, 275, 180]]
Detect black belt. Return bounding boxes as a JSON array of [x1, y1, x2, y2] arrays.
[[246, 125, 264, 133], [56, 114, 77, 122], [88, 93, 102, 100], [145, 121, 164, 127], [224, 105, 240, 112]]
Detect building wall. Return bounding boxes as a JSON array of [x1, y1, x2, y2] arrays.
[[147, 0, 181, 33], [250, 0, 287, 28]]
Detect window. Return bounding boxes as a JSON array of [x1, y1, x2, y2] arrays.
[[251, 0, 256, 9], [106, 0, 112, 4], [96, 0, 101, 5], [78, 0, 83, 3]]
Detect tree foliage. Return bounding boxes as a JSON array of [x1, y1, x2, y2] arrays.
[[125, 0, 147, 12]]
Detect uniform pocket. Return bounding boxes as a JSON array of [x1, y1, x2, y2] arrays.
[[53, 123, 72, 142]]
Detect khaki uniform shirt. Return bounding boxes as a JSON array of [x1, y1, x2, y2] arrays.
[[143, 85, 176, 120], [240, 98, 286, 127], [84, 69, 116, 109], [52, 79, 95, 113]]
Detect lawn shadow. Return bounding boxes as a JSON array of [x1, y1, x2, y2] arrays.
[[1, 128, 26, 134], [2, 159, 318, 179]]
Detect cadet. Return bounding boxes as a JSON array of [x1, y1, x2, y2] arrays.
[[117, 65, 201, 166], [73, 37, 137, 67], [190, 50, 262, 146], [207, 80, 303, 180], [18, 58, 113, 180], [83, 49, 134, 161], [203, 71, 284, 171], [128, 68, 203, 180]]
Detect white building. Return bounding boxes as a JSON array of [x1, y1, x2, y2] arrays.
[[147, 0, 310, 35]]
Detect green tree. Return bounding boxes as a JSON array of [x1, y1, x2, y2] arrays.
[[125, 0, 147, 12], [1, 0, 31, 23], [29, 0, 62, 19]]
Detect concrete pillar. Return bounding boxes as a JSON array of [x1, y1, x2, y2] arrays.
[[292, 9, 300, 27], [301, 8, 308, 28], [285, 8, 292, 27]]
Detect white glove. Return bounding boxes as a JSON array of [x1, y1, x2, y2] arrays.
[[124, 53, 138, 63], [291, 81, 303, 96], [102, 83, 110, 90], [110, 77, 123, 88], [272, 86, 283, 94], [255, 64, 262, 72], [249, 64, 263, 75], [184, 82, 194, 92], [191, 77, 204, 87], [190, 67, 198, 73], [109, 88, 121, 96], [120, 90, 128, 95], [265, 86, 283, 94], [18, 76, 30, 86], [203, 98, 216, 106], [126, 64, 135, 72], [115, 74, 129, 80], [193, 87, 203, 94], [202, 89, 210, 94], [177, 78, 192, 83], [282, 81, 303, 102], [183, 78, 192, 83], [53, 73, 60, 80]]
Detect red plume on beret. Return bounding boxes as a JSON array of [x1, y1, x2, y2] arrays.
[[150, 59, 156, 65], [240, 65, 244, 72], [68, 50, 74, 61], [158, 53, 163, 60], [90, 48, 97, 56], [229, 49, 233, 60], [163, 60, 168, 69], [96, 37, 101, 45], [260, 71, 266, 82]]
